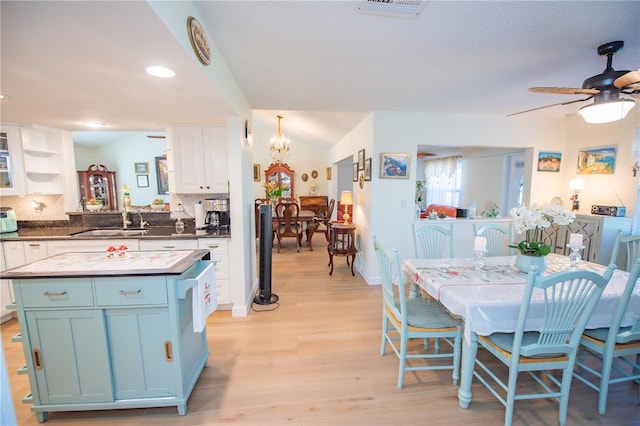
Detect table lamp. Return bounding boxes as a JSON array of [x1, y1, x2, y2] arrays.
[[569, 178, 586, 211], [340, 191, 353, 224]]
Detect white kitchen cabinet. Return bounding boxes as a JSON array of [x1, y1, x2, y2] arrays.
[[21, 128, 64, 194], [3, 241, 27, 270], [23, 241, 49, 264], [2, 240, 49, 323], [167, 126, 228, 194], [198, 238, 229, 305], [138, 239, 197, 251], [0, 243, 15, 322], [0, 124, 26, 196]]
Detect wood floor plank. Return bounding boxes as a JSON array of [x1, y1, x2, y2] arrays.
[[2, 234, 639, 425]]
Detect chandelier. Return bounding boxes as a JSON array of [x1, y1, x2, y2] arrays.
[[270, 115, 290, 164]]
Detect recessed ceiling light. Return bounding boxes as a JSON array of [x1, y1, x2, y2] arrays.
[[82, 121, 106, 128], [146, 66, 175, 78]]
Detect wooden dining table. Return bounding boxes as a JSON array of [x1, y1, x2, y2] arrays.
[[402, 253, 640, 409], [272, 208, 317, 250]]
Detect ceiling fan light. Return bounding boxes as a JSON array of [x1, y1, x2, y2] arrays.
[[578, 99, 636, 124]]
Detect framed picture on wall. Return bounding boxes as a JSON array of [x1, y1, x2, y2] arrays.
[[537, 151, 562, 172], [134, 162, 149, 174], [155, 156, 169, 195], [353, 163, 358, 182], [577, 146, 616, 174], [364, 158, 372, 181], [253, 164, 261, 181], [358, 149, 365, 170], [137, 174, 149, 188], [380, 153, 410, 179]]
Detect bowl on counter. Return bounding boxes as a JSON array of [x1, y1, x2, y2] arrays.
[[151, 204, 165, 211], [86, 204, 103, 212]]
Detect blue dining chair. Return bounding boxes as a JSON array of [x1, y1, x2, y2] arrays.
[[373, 236, 462, 388], [573, 258, 640, 415], [473, 223, 514, 256], [472, 263, 615, 426], [410, 223, 454, 298], [609, 229, 640, 272]]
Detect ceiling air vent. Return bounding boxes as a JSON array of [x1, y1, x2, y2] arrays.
[[357, 0, 427, 18]]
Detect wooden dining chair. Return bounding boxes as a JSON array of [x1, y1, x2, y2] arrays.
[[373, 236, 462, 388], [574, 258, 640, 415], [473, 223, 514, 256], [275, 202, 303, 252], [472, 263, 615, 426], [314, 198, 335, 241], [609, 229, 640, 272]]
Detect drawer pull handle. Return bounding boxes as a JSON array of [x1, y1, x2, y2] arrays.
[[28, 243, 41, 247], [162, 246, 176, 249], [207, 245, 219, 249], [33, 348, 42, 370], [119, 289, 142, 295], [43, 291, 67, 297], [164, 341, 173, 362]]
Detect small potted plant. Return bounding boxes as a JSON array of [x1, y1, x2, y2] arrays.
[[86, 198, 103, 212], [151, 198, 165, 210]]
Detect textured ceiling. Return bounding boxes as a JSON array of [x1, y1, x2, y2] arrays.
[[1, 1, 639, 147]]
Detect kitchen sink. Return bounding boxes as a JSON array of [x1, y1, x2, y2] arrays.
[[70, 229, 148, 237]]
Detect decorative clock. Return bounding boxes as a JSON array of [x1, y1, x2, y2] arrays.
[[187, 16, 211, 66]]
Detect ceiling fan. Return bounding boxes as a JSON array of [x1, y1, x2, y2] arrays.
[[508, 41, 640, 123]]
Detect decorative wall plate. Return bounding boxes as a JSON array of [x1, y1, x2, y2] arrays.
[[302, 173, 308, 182], [187, 16, 211, 66], [359, 173, 365, 189], [311, 170, 318, 179]]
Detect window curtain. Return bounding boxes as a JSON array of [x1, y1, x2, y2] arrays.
[[424, 155, 460, 179], [423, 156, 462, 206]]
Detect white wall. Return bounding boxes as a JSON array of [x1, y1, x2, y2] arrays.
[[251, 113, 332, 200], [74, 133, 166, 206], [333, 110, 639, 285]]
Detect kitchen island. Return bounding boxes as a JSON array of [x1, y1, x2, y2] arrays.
[[3, 249, 215, 423]]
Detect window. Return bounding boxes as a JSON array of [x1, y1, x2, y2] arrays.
[[423, 156, 462, 206]]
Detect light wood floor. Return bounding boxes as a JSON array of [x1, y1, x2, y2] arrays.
[[2, 234, 639, 425]]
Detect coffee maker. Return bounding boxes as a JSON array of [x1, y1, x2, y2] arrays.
[[204, 198, 230, 231]]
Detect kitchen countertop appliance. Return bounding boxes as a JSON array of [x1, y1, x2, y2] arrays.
[[0, 207, 17, 233], [204, 198, 230, 231]]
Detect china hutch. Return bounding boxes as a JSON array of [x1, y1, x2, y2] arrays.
[[264, 163, 294, 198], [77, 164, 118, 211]]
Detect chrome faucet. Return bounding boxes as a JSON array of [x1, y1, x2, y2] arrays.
[[122, 209, 131, 230], [136, 210, 149, 229]]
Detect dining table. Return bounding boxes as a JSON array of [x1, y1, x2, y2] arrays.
[[402, 253, 640, 409]]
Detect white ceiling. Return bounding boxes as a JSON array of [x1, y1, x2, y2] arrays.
[[1, 1, 639, 147]]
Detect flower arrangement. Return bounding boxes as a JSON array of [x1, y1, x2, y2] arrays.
[[481, 203, 500, 218], [264, 181, 288, 198], [508, 204, 575, 256]]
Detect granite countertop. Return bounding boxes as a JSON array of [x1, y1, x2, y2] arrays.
[[0, 226, 230, 241]]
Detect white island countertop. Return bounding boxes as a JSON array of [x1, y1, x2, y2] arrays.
[[2, 249, 209, 279]]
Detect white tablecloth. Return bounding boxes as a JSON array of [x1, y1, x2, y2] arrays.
[[403, 254, 638, 342]]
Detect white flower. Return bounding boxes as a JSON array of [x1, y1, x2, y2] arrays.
[[510, 204, 575, 236]]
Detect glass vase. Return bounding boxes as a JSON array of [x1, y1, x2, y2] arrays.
[[123, 194, 131, 211], [514, 253, 547, 274]]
